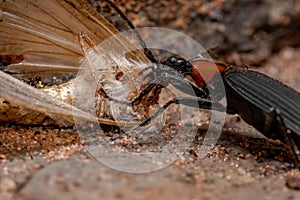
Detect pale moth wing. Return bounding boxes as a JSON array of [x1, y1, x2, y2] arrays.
[[0, 0, 152, 126]]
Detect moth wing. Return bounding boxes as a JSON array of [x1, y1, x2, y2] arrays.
[[0, 0, 151, 126], [0, 0, 150, 74]]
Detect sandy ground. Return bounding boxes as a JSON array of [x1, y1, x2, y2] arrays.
[[1, 0, 300, 199]]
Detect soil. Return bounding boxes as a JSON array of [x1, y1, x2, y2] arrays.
[[1, 0, 300, 199]]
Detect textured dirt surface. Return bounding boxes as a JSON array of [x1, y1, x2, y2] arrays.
[[1, 0, 300, 199]]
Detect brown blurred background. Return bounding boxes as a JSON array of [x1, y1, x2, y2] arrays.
[[90, 0, 300, 90]]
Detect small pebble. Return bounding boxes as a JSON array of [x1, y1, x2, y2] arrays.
[[286, 177, 300, 190], [0, 178, 16, 192]]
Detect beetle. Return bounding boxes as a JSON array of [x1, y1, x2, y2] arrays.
[[101, 1, 300, 165], [116, 55, 300, 166]]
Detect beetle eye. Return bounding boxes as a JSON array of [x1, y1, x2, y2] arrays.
[[176, 59, 185, 65], [169, 56, 177, 64]]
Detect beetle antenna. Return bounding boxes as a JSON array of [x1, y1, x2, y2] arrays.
[[104, 0, 158, 63]]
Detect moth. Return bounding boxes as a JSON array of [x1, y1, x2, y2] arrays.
[[0, 0, 161, 127]]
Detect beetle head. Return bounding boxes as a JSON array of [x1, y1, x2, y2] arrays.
[[162, 56, 193, 75]]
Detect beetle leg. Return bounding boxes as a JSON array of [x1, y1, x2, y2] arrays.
[[159, 68, 209, 98], [130, 83, 160, 105], [123, 68, 210, 106], [265, 108, 300, 168], [107, 70, 209, 107], [131, 96, 225, 130], [283, 129, 300, 168]]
